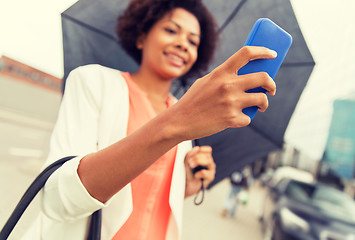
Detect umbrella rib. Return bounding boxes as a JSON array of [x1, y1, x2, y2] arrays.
[[61, 13, 117, 42], [218, 0, 248, 33]]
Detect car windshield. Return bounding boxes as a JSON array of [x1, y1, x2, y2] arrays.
[[285, 180, 355, 223]]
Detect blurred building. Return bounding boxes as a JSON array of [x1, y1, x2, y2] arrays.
[[323, 96, 355, 180], [316, 96, 355, 197], [0, 55, 62, 129]]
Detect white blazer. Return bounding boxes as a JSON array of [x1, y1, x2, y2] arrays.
[[22, 65, 192, 240]]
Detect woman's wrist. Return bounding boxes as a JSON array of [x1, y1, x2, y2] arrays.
[[154, 105, 191, 144]]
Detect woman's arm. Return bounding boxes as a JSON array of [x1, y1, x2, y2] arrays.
[[78, 46, 277, 203]]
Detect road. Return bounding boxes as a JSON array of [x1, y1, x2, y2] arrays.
[[183, 179, 266, 240], [0, 113, 267, 240]]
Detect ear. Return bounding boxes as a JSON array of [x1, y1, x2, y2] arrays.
[[136, 34, 146, 50]]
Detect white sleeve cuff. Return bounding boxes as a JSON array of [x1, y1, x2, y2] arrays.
[[43, 155, 111, 222]]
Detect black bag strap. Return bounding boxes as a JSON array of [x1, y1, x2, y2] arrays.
[[87, 210, 102, 240], [0, 156, 102, 240]]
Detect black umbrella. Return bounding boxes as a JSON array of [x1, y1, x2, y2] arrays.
[[61, 0, 315, 188]]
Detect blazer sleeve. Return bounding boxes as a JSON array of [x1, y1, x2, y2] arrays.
[[42, 66, 108, 222]]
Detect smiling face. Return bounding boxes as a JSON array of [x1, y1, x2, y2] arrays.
[[138, 8, 201, 80]]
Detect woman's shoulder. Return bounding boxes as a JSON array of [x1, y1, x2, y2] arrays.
[[63, 65, 129, 107], [68, 64, 127, 89], [72, 64, 122, 77]]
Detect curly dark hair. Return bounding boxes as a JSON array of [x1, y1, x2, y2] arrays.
[[116, 0, 219, 78]]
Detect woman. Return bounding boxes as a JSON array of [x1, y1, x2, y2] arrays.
[[23, 0, 277, 239]]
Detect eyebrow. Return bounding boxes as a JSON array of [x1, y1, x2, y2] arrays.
[[167, 20, 200, 38]]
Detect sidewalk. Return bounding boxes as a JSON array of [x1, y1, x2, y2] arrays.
[[0, 157, 42, 240], [182, 179, 266, 240]]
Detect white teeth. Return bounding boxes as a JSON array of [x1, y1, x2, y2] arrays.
[[167, 53, 184, 63]]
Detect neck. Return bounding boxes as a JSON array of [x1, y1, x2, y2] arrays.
[[131, 69, 174, 113]]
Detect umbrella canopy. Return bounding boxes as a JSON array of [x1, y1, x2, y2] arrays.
[[61, 0, 315, 187]]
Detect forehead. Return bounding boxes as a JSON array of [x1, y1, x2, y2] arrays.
[[159, 8, 201, 35]]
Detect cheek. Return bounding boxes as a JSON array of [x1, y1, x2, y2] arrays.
[[189, 49, 199, 66], [142, 41, 162, 63]]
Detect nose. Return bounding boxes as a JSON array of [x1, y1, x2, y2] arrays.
[[176, 44, 187, 52], [176, 44, 188, 52], [175, 36, 189, 52]]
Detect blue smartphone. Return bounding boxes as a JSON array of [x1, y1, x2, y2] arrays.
[[238, 18, 292, 120]]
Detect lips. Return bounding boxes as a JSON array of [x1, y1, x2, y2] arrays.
[[164, 52, 187, 67]]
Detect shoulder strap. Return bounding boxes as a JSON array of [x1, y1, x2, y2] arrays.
[[0, 156, 102, 240]]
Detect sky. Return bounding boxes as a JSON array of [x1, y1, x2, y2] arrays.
[[0, 0, 76, 77], [0, 0, 354, 161]]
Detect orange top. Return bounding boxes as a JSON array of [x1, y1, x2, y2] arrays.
[[112, 72, 177, 240]]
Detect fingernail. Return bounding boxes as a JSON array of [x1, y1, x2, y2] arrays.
[[271, 88, 276, 96], [271, 50, 277, 57], [268, 90, 276, 96]]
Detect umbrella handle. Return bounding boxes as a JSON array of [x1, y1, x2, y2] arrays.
[[192, 140, 207, 205], [193, 179, 205, 206], [191, 165, 208, 174]]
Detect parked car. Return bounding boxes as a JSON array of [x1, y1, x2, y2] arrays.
[[259, 166, 314, 188], [260, 178, 355, 240], [268, 166, 314, 186]]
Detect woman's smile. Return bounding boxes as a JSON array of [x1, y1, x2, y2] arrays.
[[163, 51, 187, 67]]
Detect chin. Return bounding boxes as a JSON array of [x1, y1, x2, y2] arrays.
[[159, 68, 189, 80]]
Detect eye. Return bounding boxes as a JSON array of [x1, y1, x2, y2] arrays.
[[164, 28, 177, 34], [189, 39, 198, 47]]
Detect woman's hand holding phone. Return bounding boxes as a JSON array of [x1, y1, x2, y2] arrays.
[[168, 45, 277, 141]]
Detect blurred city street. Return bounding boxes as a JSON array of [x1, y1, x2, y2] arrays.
[[183, 179, 266, 240], [0, 112, 267, 240], [1, 0, 355, 239]]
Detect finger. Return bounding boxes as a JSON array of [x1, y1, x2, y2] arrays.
[[198, 146, 212, 154], [194, 169, 216, 186], [189, 153, 214, 169], [187, 146, 212, 168], [185, 146, 200, 159], [241, 92, 270, 113], [229, 113, 252, 128], [237, 72, 276, 96], [217, 46, 277, 75]]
